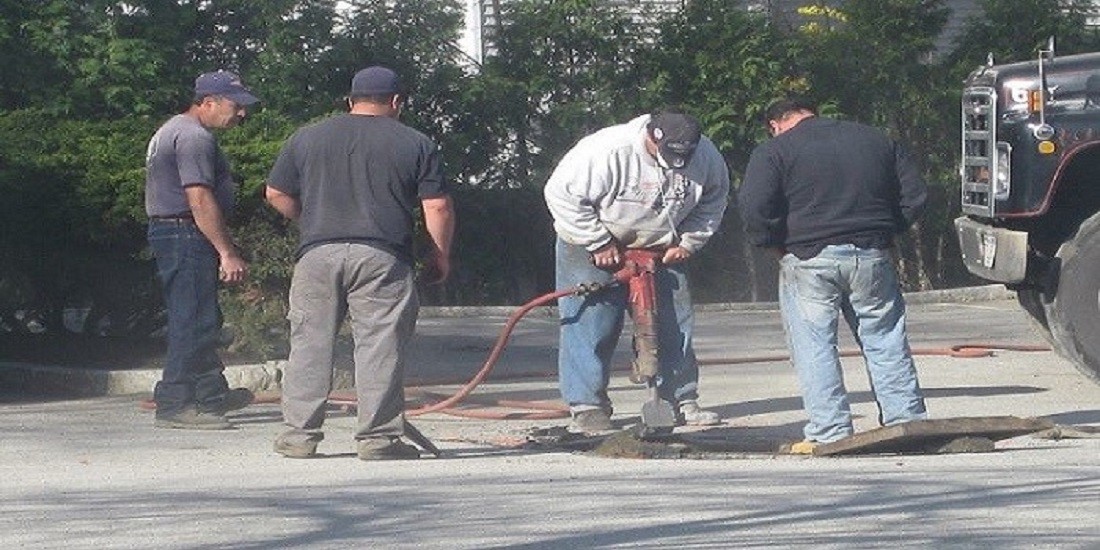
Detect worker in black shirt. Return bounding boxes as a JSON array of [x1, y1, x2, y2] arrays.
[[266, 66, 455, 460], [739, 96, 928, 453]]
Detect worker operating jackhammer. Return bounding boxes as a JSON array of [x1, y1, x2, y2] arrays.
[[543, 108, 731, 435]]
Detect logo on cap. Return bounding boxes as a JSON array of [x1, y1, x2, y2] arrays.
[[647, 111, 702, 169]]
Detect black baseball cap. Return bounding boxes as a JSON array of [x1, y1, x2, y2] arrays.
[[646, 111, 702, 169], [194, 70, 259, 105]]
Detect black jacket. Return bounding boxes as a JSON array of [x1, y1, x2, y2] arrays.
[[738, 116, 927, 259]]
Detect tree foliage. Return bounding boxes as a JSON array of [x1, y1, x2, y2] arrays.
[[949, 0, 1100, 72], [645, 0, 796, 169]]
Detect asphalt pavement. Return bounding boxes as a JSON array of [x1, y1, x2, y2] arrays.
[[1, 288, 1098, 549]]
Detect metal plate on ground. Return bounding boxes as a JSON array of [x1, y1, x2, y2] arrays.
[[812, 416, 1054, 456]]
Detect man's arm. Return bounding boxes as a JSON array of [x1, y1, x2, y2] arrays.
[[185, 185, 247, 283], [543, 145, 614, 252], [894, 143, 927, 230], [421, 195, 455, 283], [265, 185, 301, 220], [674, 143, 730, 256], [738, 144, 788, 253]]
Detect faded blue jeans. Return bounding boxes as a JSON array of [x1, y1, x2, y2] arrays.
[[555, 239, 699, 410], [148, 219, 229, 417], [779, 244, 926, 443]]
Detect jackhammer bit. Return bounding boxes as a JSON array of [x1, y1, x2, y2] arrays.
[[615, 249, 677, 440]]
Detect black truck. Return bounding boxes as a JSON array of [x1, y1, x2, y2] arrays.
[[956, 41, 1100, 384]]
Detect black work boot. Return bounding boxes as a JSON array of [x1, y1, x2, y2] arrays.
[[201, 388, 255, 416], [155, 407, 232, 430]]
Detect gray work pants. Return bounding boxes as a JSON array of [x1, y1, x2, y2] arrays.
[[281, 243, 418, 440]]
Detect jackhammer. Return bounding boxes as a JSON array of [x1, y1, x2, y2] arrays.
[[611, 248, 678, 439], [401, 247, 681, 441]]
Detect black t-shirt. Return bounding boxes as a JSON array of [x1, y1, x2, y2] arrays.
[[267, 114, 449, 262]]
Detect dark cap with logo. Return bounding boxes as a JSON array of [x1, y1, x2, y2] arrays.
[[646, 111, 702, 169], [194, 70, 259, 105], [350, 66, 403, 97]]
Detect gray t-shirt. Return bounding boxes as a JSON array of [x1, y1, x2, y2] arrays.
[[267, 113, 449, 262], [145, 114, 235, 217]]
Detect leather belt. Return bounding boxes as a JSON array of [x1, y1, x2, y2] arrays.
[[149, 215, 195, 223]]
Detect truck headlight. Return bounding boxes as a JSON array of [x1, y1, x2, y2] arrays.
[[994, 142, 1011, 198]]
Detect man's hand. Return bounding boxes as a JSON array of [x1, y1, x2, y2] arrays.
[[420, 250, 451, 285], [590, 242, 622, 268], [219, 254, 248, 284], [186, 185, 247, 284], [662, 246, 692, 265]]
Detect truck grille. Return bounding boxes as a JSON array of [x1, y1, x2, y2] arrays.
[[961, 87, 997, 217]]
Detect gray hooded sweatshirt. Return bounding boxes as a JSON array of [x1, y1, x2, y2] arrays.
[[544, 114, 730, 253]]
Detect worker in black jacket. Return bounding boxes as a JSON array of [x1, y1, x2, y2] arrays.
[[738, 96, 928, 453]]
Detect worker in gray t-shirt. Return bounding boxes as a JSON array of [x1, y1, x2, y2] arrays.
[[144, 70, 259, 430]]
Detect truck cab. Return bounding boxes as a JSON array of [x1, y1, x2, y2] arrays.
[[956, 46, 1100, 383]]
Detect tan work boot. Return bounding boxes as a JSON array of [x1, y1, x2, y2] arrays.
[[274, 430, 323, 458], [779, 440, 819, 455], [568, 408, 614, 434]]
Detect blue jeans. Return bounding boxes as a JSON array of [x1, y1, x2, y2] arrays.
[[148, 220, 228, 417], [779, 244, 926, 442], [555, 239, 699, 409]]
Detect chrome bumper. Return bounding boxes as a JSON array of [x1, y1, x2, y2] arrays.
[[954, 216, 1028, 283]]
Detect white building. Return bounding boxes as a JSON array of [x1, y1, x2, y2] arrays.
[[457, 0, 1100, 66], [459, 0, 685, 65]]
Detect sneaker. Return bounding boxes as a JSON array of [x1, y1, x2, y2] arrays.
[[678, 400, 721, 426], [357, 437, 421, 461], [568, 408, 614, 434], [780, 440, 819, 455], [274, 430, 324, 458], [154, 407, 232, 430], [202, 388, 255, 415]]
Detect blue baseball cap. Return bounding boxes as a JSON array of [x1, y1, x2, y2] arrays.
[[194, 70, 259, 105], [350, 66, 403, 97]]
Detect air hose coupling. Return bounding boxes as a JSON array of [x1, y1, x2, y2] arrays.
[[574, 282, 609, 296]]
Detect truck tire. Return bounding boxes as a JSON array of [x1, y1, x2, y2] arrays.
[[1043, 211, 1100, 384]]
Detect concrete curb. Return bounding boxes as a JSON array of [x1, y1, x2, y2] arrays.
[[1, 285, 1015, 398], [0, 361, 287, 399]]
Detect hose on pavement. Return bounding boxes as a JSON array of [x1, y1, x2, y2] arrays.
[[139, 288, 1051, 421]]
